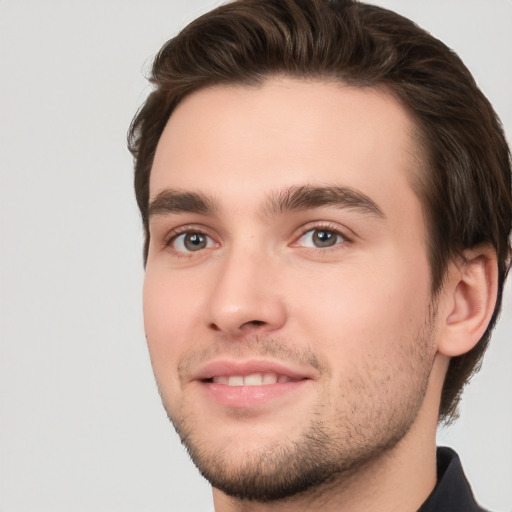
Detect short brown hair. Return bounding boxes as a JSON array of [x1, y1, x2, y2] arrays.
[[128, 0, 512, 421]]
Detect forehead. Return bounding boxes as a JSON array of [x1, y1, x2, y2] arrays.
[[150, 78, 421, 221]]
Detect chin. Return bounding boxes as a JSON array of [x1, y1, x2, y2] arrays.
[[169, 405, 417, 503]]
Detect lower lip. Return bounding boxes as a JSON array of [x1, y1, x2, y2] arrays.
[[201, 380, 309, 408]]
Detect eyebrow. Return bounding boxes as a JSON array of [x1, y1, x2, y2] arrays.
[[263, 185, 385, 218], [147, 189, 218, 218], [147, 184, 385, 220]]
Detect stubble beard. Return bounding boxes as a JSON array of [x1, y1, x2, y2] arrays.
[[161, 315, 437, 504]]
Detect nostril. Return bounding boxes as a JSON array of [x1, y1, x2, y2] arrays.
[[208, 319, 267, 334], [248, 320, 265, 326]]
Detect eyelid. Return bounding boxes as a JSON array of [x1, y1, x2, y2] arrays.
[[162, 224, 220, 249], [157, 221, 352, 253], [290, 221, 353, 247]]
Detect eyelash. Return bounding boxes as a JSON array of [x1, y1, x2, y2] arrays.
[[162, 222, 351, 256], [163, 225, 217, 253], [292, 222, 351, 250]]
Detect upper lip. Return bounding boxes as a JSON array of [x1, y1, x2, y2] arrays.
[[191, 359, 317, 382]]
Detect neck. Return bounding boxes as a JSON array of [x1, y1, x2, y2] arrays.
[[212, 355, 448, 512]]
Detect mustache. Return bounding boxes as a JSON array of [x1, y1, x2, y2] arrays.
[[177, 335, 325, 379]]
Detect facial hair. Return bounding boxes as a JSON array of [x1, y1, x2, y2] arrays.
[[161, 311, 438, 503]]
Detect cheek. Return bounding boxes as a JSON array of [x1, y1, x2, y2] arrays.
[[142, 268, 204, 391], [286, 258, 435, 414], [288, 249, 432, 356], [143, 264, 207, 334]]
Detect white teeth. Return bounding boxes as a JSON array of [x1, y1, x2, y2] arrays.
[[211, 372, 293, 386], [262, 373, 278, 385], [228, 376, 244, 386], [244, 373, 263, 386]]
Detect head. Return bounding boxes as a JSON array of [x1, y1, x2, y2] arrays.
[[129, 0, 511, 421], [128, 0, 512, 503]]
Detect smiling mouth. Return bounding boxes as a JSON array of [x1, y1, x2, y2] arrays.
[[206, 372, 303, 386]]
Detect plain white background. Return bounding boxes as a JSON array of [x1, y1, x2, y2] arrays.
[[0, 1, 510, 511]]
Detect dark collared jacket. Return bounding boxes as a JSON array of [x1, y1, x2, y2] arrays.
[[419, 447, 489, 512]]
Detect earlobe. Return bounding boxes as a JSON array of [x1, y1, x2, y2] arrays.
[[438, 246, 498, 358]]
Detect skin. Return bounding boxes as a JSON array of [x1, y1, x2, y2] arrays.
[[143, 78, 496, 512]]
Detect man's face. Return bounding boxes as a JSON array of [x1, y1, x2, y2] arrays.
[[144, 78, 440, 501]]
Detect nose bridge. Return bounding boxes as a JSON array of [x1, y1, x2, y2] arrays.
[[206, 238, 286, 335]]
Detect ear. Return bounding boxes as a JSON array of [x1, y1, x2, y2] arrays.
[[437, 246, 498, 357]]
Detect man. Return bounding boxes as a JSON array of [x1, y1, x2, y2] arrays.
[[128, 0, 512, 510]]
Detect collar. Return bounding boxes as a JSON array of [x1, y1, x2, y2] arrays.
[[418, 447, 489, 512]]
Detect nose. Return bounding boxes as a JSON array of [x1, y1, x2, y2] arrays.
[[206, 247, 287, 337]]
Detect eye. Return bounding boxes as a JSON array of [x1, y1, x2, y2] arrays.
[[295, 228, 346, 248], [171, 232, 216, 252]]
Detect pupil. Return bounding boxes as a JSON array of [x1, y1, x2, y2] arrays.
[[313, 230, 336, 247], [185, 233, 206, 251]]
